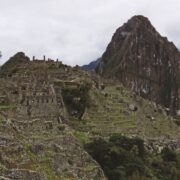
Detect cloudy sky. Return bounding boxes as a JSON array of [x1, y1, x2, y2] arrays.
[[0, 0, 180, 66]]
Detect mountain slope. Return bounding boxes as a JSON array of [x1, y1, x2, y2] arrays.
[[0, 53, 107, 180], [0, 52, 179, 179], [82, 58, 101, 71], [96, 15, 180, 116]]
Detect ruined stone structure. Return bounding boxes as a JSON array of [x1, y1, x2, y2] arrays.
[[0, 49, 179, 179], [97, 15, 180, 115], [0, 52, 108, 179], [3, 73, 65, 131], [0, 52, 93, 132]]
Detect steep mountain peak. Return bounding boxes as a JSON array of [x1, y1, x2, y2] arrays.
[[97, 15, 180, 116], [114, 15, 156, 36], [128, 15, 152, 25], [130, 14, 149, 21], [124, 15, 153, 28]]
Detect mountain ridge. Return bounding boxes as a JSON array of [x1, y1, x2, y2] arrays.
[[96, 15, 180, 116], [82, 58, 101, 71]]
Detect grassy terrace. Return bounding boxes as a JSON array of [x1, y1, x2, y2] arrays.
[[75, 84, 180, 138], [78, 85, 137, 136], [0, 104, 17, 109]]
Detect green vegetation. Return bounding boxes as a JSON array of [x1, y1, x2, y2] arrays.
[[85, 134, 180, 180], [0, 104, 16, 109], [58, 124, 66, 131], [78, 84, 180, 138], [74, 131, 91, 145], [62, 82, 91, 119]]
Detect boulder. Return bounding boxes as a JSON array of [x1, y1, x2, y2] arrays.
[[129, 104, 138, 112]]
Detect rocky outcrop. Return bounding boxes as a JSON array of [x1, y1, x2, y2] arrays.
[[0, 116, 106, 180], [97, 15, 180, 115], [0, 52, 30, 76]]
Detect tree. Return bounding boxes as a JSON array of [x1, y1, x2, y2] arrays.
[[161, 147, 177, 162]]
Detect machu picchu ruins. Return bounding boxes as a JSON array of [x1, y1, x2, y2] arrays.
[[0, 13, 180, 180]]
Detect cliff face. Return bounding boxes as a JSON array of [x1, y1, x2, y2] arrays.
[[97, 15, 180, 115]]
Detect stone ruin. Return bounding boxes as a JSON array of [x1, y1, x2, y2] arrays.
[[32, 55, 62, 65], [0, 71, 66, 132], [0, 51, 91, 132]]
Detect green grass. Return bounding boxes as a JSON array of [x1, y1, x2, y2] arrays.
[[0, 104, 16, 109], [78, 84, 180, 138], [83, 163, 97, 171], [74, 131, 91, 145], [40, 162, 59, 180]]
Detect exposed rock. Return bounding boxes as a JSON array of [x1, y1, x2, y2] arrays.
[[0, 123, 107, 179], [30, 143, 44, 154], [6, 169, 42, 180], [129, 104, 138, 111], [0, 176, 11, 180], [97, 15, 180, 115], [0, 52, 30, 76], [177, 110, 180, 116]]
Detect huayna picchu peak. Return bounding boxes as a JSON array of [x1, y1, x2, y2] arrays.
[[96, 15, 180, 117], [0, 14, 180, 180]]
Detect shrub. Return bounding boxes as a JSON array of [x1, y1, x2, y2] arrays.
[[161, 147, 177, 162], [85, 135, 180, 180], [62, 81, 91, 119], [85, 135, 147, 180]]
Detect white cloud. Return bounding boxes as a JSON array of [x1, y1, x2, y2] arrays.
[[0, 0, 180, 66]]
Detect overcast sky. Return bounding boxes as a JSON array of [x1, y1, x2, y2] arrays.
[[0, 0, 180, 66]]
